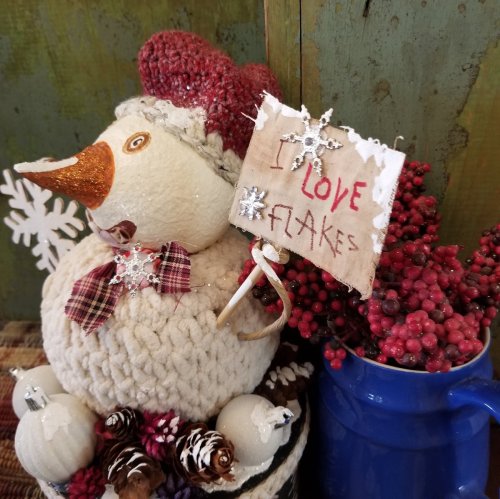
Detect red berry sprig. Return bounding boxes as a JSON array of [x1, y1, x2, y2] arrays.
[[385, 161, 441, 247]]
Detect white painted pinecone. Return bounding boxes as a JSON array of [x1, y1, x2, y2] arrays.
[[41, 228, 279, 421]]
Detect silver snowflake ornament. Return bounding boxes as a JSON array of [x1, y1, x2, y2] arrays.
[[283, 105, 343, 176], [109, 243, 161, 296], [239, 186, 267, 221]]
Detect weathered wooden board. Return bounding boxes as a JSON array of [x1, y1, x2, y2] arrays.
[[439, 41, 500, 255], [264, 0, 500, 258], [0, 0, 265, 319], [264, 0, 301, 108], [300, 0, 499, 201]]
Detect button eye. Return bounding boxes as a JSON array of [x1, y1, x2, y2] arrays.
[[123, 132, 151, 153]]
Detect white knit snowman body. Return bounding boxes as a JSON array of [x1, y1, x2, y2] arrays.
[[41, 229, 278, 421]]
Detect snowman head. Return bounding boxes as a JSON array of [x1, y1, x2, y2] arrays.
[[14, 31, 282, 253], [84, 96, 242, 253]]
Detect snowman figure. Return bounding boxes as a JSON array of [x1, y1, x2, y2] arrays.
[[14, 31, 283, 422]]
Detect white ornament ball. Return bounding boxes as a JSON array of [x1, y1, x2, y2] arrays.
[[15, 390, 97, 483], [216, 394, 293, 467], [11, 365, 65, 418]]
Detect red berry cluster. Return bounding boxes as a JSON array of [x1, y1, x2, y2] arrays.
[[361, 241, 490, 372], [386, 161, 440, 247], [461, 226, 500, 327], [68, 464, 106, 499], [239, 160, 500, 372]]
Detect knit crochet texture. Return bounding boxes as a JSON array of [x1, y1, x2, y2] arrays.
[[41, 228, 279, 421], [138, 31, 282, 160]]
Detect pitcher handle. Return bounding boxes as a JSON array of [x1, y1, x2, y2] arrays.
[[448, 377, 500, 422]]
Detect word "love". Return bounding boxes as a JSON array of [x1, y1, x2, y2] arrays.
[[301, 163, 367, 214]]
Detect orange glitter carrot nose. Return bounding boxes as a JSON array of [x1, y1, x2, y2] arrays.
[[14, 141, 115, 210]]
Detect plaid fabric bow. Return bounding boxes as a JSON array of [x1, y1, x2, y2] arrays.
[[65, 242, 191, 334]]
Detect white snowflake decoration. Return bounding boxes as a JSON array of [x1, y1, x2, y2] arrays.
[[0, 169, 85, 273], [283, 105, 343, 176], [109, 243, 161, 296], [239, 186, 267, 221]]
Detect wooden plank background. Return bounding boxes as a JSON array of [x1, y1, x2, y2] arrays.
[[0, 0, 499, 355], [296, 0, 500, 257]]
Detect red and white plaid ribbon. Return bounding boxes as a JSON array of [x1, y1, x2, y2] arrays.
[[65, 242, 191, 334]]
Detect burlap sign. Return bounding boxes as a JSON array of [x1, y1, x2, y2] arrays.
[[230, 93, 405, 298]]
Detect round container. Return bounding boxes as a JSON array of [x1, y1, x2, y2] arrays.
[[317, 331, 500, 499]]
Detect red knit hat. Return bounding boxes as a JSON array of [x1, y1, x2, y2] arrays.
[[137, 31, 282, 162]]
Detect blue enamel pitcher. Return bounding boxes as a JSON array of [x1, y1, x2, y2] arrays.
[[317, 331, 500, 498]]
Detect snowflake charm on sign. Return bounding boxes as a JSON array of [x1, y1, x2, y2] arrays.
[[239, 186, 267, 221], [283, 105, 343, 176], [110, 243, 161, 296]]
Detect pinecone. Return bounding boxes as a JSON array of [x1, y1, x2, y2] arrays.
[[105, 407, 143, 440], [254, 342, 314, 406], [140, 410, 185, 461], [102, 438, 165, 499], [174, 423, 234, 484], [67, 463, 106, 499]]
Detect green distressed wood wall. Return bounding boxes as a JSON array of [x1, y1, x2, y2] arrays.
[[1, 0, 499, 332]]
